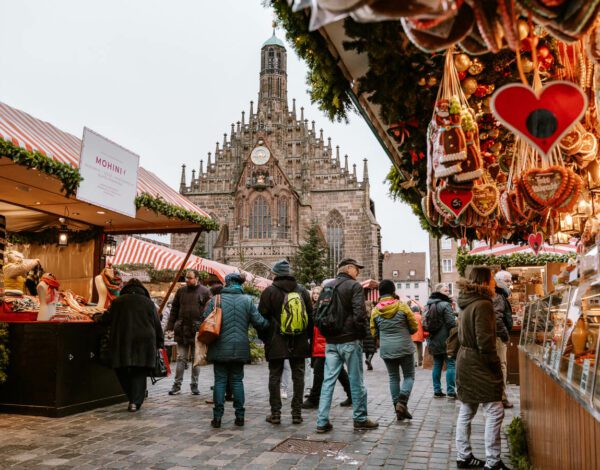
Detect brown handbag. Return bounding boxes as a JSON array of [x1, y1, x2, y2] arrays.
[[197, 295, 222, 344]]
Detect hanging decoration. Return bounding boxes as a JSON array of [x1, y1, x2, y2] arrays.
[[491, 82, 588, 156], [528, 232, 544, 255]]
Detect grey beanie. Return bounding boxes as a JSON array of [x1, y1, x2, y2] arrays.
[[272, 259, 292, 277]]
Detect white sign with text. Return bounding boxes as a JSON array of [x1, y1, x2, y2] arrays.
[[77, 128, 139, 217]]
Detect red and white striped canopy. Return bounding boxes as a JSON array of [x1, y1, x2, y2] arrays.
[[469, 240, 577, 256], [111, 236, 272, 289], [0, 101, 209, 217]]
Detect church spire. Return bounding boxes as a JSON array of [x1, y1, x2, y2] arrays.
[[258, 29, 288, 117], [363, 158, 369, 183], [336, 145, 340, 164], [353, 163, 357, 179], [179, 164, 187, 193], [199, 159, 204, 175], [344, 155, 349, 173], [208, 152, 212, 169]]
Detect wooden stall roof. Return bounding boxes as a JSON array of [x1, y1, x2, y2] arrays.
[[0, 101, 214, 233]]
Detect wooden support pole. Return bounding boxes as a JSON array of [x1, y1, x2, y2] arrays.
[[158, 230, 201, 316]]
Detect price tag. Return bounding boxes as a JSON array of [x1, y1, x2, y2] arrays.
[[567, 353, 575, 382], [580, 359, 591, 393]]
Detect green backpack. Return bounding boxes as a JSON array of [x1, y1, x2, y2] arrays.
[[280, 291, 308, 335]]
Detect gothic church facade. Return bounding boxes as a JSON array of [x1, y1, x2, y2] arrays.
[[171, 33, 381, 281]]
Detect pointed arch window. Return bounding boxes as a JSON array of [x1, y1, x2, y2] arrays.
[[277, 197, 289, 239], [327, 211, 344, 274], [250, 196, 271, 239]]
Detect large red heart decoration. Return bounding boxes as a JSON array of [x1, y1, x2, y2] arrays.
[[491, 81, 587, 156], [436, 187, 473, 219], [528, 232, 544, 255]]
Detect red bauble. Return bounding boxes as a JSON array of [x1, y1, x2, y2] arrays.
[[474, 85, 489, 98], [458, 71, 467, 81]]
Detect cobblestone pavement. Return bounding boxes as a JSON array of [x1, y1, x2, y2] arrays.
[[0, 356, 519, 469]]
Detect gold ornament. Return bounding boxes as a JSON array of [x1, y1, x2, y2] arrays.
[[491, 142, 503, 154], [462, 77, 478, 96], [454, 53, 472, 73], [468, 59, 484, 75], [521, 58, 534, 73], [418, 77, 426, 86], [427, 76, 438, 87], [489, 128, 500, 139], [517, 19, 529, 41]]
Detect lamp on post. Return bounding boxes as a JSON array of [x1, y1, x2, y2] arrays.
[[57, 217, 69, 247], [102, 220, 117, 257]]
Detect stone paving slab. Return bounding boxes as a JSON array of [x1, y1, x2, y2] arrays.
[[0, 356, 519, 469]]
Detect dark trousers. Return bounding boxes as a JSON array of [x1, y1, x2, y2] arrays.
[[115, 367, 148, 406], [308, 356, 351, 403], [268, 358, 305, 416], [213, 362, 244, 419]]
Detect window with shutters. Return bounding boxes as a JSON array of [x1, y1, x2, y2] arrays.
[[249, 196, 271, 239]]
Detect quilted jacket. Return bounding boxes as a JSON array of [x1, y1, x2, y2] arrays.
[[203, 285, 269, 363]]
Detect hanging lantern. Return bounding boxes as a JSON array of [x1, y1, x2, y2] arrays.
[[102, 235, 117, 257], [57, 220, 69, 247]]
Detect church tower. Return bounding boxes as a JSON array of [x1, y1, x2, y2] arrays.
[[172, 30, 381, 281], [257, 31, 288, 122]]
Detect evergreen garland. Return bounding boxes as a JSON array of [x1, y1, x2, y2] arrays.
[[0, 138, 83, 197], [0, 323, 9, 385], [456, 248, 575, 276], [267, 0, 355, 122], [293, 222, 331, 284], [8, 227, 102, 246], [135, 193, 220, 232]]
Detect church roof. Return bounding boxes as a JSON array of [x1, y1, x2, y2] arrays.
[[262, 31, 285, 48]]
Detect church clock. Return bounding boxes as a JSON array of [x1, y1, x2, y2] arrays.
[[250, 146, 270, 166]]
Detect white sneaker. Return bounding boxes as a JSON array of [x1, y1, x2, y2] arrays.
[[280, 389, 288, 399]]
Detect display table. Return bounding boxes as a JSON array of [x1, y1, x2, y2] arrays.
[[0, 322, 126, 417]]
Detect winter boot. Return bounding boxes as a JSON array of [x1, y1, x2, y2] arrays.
[[399, 394, 412, 420], [266, 413, 281, 425]]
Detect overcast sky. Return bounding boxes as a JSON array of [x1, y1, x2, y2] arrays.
[[0, 0, 429, 255]]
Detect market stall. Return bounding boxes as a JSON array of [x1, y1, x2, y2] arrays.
[[268, 1, 600, 467], [0, 101, 217, 416]]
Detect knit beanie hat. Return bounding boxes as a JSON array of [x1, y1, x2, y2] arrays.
[[378, 279, 396, 297], [272, 259, 292, 277]]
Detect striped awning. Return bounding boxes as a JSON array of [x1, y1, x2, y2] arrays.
[[111, 236, 272, 289], [0, 101, 208, 217], [469, 241, 577, 256]]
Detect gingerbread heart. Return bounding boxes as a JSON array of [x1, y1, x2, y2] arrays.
[[491, 81, 588, 156], [521, 166, 569, 208], [528, 232, 544, 255], [471, 184, 499, 217], [436, 187, 473, 219]]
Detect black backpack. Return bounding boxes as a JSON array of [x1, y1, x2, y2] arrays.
[[423, 302, 444, 334], [314, 279, 348, 337]]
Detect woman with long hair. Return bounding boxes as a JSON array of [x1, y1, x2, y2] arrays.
[[455, 267, 508, 470]]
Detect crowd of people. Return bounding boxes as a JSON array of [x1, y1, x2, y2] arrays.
[[96, 258, 514, 470]]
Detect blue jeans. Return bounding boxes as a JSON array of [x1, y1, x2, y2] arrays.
[[383, 355, 415, 404], [432, 354, 456, 394], [213, 362, 244, 419], [317, 340, 368, 426]]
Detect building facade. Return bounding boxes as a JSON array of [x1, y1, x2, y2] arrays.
[[382, 251, 428, 303], [428, 235, 461, 297], [171, 33, 381, 280]]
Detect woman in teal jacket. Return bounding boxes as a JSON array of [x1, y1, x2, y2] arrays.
[[371, 280, 418, 421], [203, 273, 268, 428]]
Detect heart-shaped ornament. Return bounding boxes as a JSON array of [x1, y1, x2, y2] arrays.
[[528, 232, 544, 255], [436, 187, 473, 219], [491, 81, 588, 156], [471, 183, 499, 217], [521, 166, 569, 208]]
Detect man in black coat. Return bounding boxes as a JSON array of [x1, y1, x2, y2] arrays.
[[316, 258, 379, 433], [166, 270, 211, 396], [259, 259, 312, 425]]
